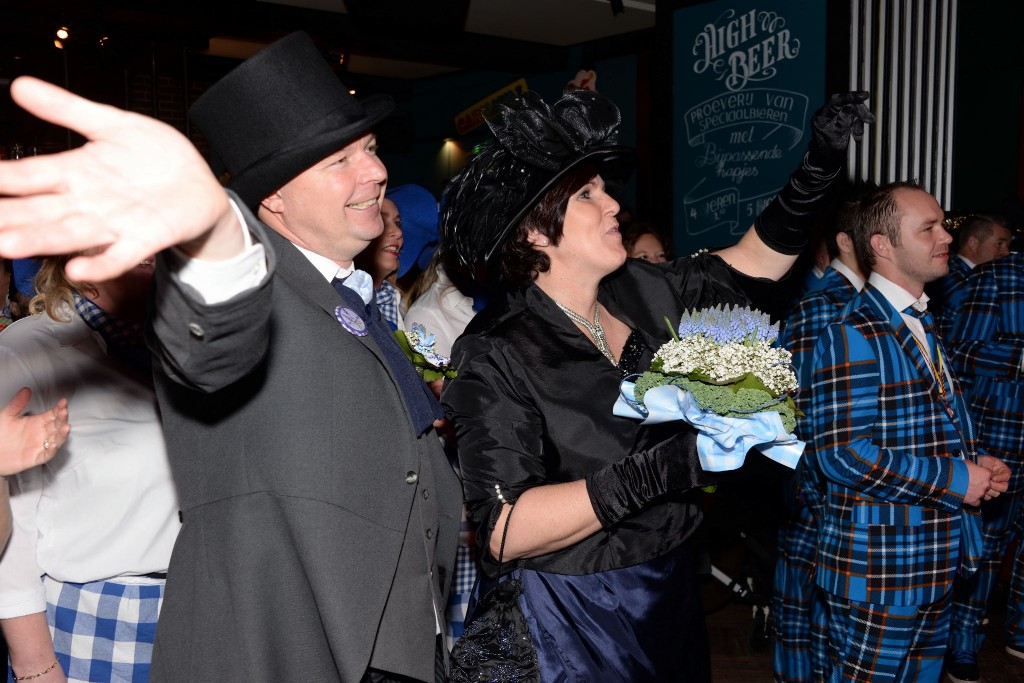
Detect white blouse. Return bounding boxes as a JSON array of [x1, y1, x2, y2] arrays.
[[0, 310, 180, 618]]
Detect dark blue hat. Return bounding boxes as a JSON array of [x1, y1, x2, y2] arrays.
[[386, 184, 439, 278]]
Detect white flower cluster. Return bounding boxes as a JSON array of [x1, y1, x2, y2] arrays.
[[656, 337, 797, 395]]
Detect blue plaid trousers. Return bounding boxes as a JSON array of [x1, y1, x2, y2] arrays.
[[823, 592, 951, 683]]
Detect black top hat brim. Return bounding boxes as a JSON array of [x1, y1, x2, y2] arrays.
[[481, 145, 635, 263], [229, 94, 393, 209]]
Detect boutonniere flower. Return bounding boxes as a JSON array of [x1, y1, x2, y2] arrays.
[[394, 323, 458, 382]]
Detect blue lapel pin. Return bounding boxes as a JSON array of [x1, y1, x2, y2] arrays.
[[335, 306, 368, 336]]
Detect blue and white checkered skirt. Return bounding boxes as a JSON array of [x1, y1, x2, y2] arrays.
[[7, 576, 165, 683]]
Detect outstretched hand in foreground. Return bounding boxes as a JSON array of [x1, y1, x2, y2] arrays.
[[0, 77, 243, 282]]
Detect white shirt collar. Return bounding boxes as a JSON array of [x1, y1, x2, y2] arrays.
[[957, 254, 977, 269], [290, 242, 353, 281], [830, 258, 865, 292], [290, 242, 371, 304], [869, 272, 930, 313]]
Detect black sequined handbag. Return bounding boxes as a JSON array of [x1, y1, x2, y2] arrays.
[[449, 503, 540, 683]]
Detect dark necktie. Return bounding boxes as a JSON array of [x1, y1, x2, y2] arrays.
[[904, 305, 938, 361], [331, 277, 441, 435]]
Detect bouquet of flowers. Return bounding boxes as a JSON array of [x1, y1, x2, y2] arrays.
[[394, 323, 458, 382], [614, 305, 804, 472]]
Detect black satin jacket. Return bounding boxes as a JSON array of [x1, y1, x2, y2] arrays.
[[442, 253, 776, 576]]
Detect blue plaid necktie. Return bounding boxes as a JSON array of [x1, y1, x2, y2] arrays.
[[331, 277, 441, 435]]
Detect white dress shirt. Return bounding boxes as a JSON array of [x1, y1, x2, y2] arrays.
[[404, 268, 476, 358]]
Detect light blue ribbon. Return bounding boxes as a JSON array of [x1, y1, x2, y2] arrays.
[[613, 381, 805, 472]]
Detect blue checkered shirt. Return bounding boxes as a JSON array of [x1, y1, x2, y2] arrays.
[[375, 280, 403, 332]]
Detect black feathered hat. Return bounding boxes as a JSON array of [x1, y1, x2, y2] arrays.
[[440, 89, 633, 272], [189, 32, 393, 209]]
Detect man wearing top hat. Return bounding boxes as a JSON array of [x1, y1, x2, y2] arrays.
[[0, 32, 461, 682]]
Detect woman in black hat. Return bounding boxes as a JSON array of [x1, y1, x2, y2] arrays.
[[439, 89, 872, 681]]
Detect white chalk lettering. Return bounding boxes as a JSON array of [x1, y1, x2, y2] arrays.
[[692, 10, 801, 92]]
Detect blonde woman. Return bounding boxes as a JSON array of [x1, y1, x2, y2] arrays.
[[0, 257, 179, 682]]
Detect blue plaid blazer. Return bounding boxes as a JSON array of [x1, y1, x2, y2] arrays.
[[929, 255, 972, 342], [779, 266, 859, 432], [809, 283, 983, 605], [946, 252, 1024, 489]]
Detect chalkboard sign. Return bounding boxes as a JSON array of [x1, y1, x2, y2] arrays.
[[672, 1, 826, 252]]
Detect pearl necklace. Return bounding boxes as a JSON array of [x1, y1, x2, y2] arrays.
[[554, 300, 617, 365]]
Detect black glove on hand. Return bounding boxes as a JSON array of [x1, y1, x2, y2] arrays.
[[754, 91, 874, 255], [586, 422, 715, 528]]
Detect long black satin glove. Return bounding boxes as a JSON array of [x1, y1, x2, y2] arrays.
[[585, 422, 715, 528], [754, 91, 874, 255]]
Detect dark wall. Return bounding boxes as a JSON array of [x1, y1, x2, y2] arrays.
[[952, 3, 1024, 215], [381, 48, 641, 212]]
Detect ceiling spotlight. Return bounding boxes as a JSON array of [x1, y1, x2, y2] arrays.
[[56, 26, 69, 40], [348, 89, 356, 95], [99, 36, 110, 47], [54, 39, 64, 50]]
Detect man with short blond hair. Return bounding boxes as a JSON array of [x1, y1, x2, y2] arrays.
[[808, 182, 1009, 682]]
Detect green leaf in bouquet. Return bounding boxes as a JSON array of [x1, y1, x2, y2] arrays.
[[393, 330, 415, 361], [421, 367, 444, 382], [687, 368, 741, 386], [664, 315, 681, 342], [731, 372, 773, 395]]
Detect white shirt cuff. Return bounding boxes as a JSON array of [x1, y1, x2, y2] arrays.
[[169, 198, 268, 305]]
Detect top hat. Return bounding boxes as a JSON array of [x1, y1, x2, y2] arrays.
[[189, 32, 394, 209], [385, 184, 440, 279], [439, 89, 633, 272]]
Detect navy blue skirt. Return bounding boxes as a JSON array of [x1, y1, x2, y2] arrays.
[[477, 541, 710, 682]]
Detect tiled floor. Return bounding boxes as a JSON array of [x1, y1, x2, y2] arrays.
[[704, 581, 1024, 682]]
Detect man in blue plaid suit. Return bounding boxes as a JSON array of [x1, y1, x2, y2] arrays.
[[774, 196, 867, 683], [944, 249, 1024, 682], [928, 215, 1011, 344], [808, 182, 1009, 682]]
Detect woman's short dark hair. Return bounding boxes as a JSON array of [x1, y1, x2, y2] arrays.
[[499, 163, 599, 286]]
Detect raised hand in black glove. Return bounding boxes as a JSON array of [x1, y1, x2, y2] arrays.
[[754, 91, 875, 255], [585, 422, 715, 528]]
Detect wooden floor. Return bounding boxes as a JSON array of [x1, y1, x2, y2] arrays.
[[705, 583, 1024, 682]]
